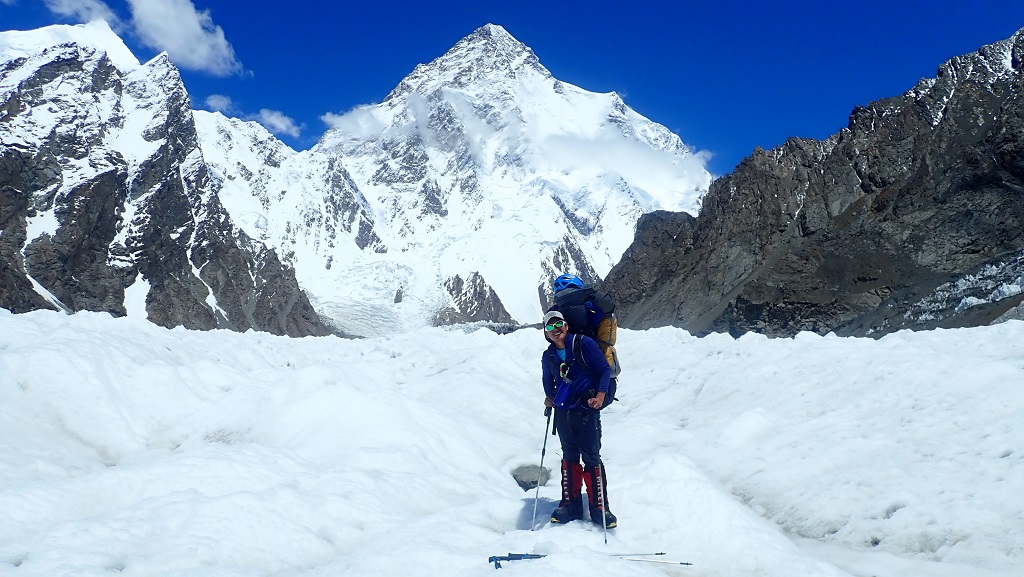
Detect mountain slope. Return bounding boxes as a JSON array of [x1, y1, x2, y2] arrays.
[[0, 21, 330, 336], [607, 26, 1024, 337]]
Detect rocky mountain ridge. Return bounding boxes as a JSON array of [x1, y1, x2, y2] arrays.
[[606, 27, 1024, 337], [0, 21, 330, 336]]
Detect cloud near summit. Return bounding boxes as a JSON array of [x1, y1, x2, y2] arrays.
[[43, 0, 243, 76], [204, 94, 302, 138], [251, 109, 302, 138], [43, 0, 121, 26]]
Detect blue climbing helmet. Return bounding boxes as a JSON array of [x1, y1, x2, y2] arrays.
[[553, 274, 584, 294]]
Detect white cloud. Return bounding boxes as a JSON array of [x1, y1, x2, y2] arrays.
[[205, 94, 234, 113], [320, 112, 345, 128], [43, 0, 123, 28], [125, 0, 242, 76], [1, 0, 18, 6], [321, 106, 386, 139], [205, 96, 300, 139], [251, 109, 302, 138], [531, 127, 712, 213]]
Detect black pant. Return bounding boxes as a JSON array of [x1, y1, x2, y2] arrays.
[[555, 407, 602, 468]]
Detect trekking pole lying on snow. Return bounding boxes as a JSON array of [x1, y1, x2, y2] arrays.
[[487, 552, 692, 569], [606, 552, 693, 565], [489, 553, 545, 569], [530, 406, 553, 530], [617, 557, 694, 566]]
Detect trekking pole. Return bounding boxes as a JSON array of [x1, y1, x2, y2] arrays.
[[530, 406, 553, 530], [487, 552, 692, 569], [489, 553, 545, 569], [618, 557, 694, 566], [599, 465, 608, 544]]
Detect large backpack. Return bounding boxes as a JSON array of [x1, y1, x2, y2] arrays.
[[552, 284, 621, 406]]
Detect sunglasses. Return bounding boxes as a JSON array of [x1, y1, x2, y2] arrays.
[[545, 320, 566, 331]]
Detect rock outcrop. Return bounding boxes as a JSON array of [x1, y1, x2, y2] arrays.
[[435, 272, 515, 325], [607, 28, 1024, 337]]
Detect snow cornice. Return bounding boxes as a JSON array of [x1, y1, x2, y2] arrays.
[[0, 20, 140, 72]]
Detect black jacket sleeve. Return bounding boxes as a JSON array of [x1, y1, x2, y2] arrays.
[[541, 348, 558, 399]]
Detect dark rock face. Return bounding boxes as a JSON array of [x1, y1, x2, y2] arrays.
[[603, 210, 698, 322], [23, 169, 131, 315], [435, 272, 515, 325], [321, 157, 386, 253], [0, 149, 56, 313], [606, 29, 1024, 337], [0, 41, 331, 337]]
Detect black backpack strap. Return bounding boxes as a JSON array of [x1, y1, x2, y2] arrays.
[[572, 334, 589, 371]]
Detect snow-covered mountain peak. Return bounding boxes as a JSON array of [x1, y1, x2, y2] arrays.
[[0, 20, 139, 73], [383, 23, 548, 102], [233, 25, 713, 335]]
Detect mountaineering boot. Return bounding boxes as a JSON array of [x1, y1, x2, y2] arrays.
[[551, 460, 584, 523], [584, 463, 617, 528]]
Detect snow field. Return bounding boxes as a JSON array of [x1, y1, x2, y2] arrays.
[[0, 309, 1021, 577]]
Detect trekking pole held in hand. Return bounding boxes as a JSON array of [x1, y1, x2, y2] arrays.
[[530, 406, 552, 530]]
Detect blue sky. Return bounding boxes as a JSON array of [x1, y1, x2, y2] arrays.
[[4, 1, 1024, 176]]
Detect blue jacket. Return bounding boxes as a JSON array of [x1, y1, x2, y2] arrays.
[[542, 333, 611, 409]]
